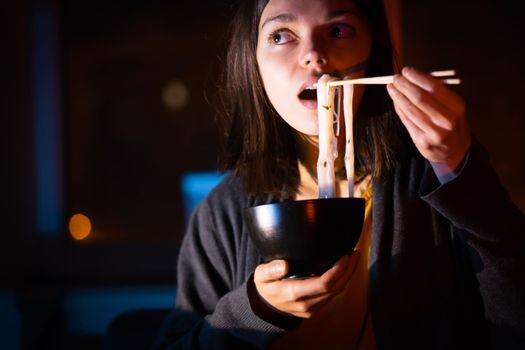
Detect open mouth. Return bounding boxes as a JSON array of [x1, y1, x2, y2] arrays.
[[298, 87, 317, 101]]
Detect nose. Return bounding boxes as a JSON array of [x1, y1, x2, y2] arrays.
[[300, 40, 328, 69], [301, 49, 327, 69]]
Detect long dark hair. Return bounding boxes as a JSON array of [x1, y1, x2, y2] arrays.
[[215, 0, 409, 199]]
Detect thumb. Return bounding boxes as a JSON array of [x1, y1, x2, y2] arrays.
[[264, 260, 288, 281]]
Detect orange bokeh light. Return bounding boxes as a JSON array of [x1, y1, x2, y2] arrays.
[[69, 213, 92, 240]]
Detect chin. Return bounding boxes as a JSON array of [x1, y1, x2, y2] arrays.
[[292, 123, 318, 136], [278, 109, 319, 135]]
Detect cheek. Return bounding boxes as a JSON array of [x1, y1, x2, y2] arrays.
[[340, 43, 372, 68], [258, 51, 285, 79], [257, 55, 291, 107]]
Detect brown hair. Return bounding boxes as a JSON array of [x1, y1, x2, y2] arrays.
[[215, 0, 410, 199]]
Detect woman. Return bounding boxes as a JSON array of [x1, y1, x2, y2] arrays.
[[153, 0, 525, 348]]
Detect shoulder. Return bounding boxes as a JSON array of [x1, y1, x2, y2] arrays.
[[201, 172, 252, 215], [186, 173, 255, 238]]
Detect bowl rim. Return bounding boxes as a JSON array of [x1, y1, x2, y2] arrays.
[[245, 196, 366, 211]]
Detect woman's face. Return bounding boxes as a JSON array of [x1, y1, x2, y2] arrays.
[[256, 0, 372, 136]]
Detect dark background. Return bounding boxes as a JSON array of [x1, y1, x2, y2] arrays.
[[2, 0, 524, 349]]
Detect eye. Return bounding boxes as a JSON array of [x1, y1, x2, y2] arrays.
[[330, 24, 356, 39], [268, 30, 295, 45]]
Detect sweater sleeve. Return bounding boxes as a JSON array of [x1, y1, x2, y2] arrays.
[[152, 185, 287, 349], [419, 139, 525, 348]]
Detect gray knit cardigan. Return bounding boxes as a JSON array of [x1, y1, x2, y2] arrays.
[[153, 140, 525, 350]]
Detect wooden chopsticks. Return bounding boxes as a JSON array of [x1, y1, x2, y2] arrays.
[[317, 69, 461, 87]]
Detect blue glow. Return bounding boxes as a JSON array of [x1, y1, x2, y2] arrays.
[[32, 6, 64, 234], [180, 171, 226, 221], [63, 287, 176, 335]]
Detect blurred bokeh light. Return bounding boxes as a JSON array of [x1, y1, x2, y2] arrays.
[[69, 213, 92, 240]]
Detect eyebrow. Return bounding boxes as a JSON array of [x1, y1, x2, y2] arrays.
[[260, 9, 360, 30], [260, 13, 297, 30], [326, 9, 360, 20]]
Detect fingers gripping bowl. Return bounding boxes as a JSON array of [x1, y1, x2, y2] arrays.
[[244, 197, 365, 279]]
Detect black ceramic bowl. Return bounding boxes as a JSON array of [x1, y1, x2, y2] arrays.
[[244, 197, 365, 279]]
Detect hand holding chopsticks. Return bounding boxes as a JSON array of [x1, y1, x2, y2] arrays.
[[386, 66, 470, 176]]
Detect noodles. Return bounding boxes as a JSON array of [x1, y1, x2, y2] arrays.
[[343, 83, 355, 197], [316, 75, 355, 198], [316, 74, 338, 198]]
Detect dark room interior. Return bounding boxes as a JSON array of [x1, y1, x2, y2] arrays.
[[2, 0, 524, 349]]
